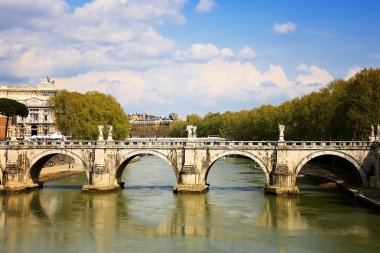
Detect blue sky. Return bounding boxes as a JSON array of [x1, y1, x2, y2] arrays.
[[0, 0, 379, 117]]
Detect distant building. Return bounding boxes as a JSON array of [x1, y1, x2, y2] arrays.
[[128, 112, 183, 138], [0, 79, 57, 139], [129, 113, 179, 126]]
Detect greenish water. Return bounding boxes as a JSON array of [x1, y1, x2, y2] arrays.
[[1, 156, 380, 253]]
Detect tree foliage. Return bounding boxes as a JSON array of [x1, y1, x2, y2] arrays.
[[0, 98, 29, 117], [0, 98, 29, 140], [50, 90, 129, 140], [170, 68, 380, 141]]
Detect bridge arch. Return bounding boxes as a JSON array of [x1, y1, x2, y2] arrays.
[[115, 150, 179, 183], [29, 150, 89, 183], [206, 150, 270, 184], [294, 150, 368, 187]]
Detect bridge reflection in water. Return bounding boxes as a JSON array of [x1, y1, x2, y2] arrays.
[[1, 156, 380, 252]]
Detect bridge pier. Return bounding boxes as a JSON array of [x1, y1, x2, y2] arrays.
[[264, 170, 299, 195], [264, 142, 299, 195], [82, 143, 121, 192], [1, 163, 39, 192], [173, 141, 209, 193], [173, 166, 209, 193], [82, 165, 120, 192]]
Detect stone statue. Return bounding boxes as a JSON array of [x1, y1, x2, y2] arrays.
[[186, 125, 193, 138], [107, 125, 113, 141], [98, 125, 104, 141], [370, 125, 376, 142], [279, 124, 285, 142], [24, 124, 31, 140], [186, 125, 197, 140]]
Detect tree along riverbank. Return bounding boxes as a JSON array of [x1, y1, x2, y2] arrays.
[[170, 68, 380, 141]]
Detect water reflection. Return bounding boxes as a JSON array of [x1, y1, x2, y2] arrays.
[[1, 157, 380, 253], [257, 195, 308, 232]]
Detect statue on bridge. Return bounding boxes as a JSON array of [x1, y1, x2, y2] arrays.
[[98, 125, 104, 141], [107, 125, 113, 141], [186, 125, 197, 140], [370, 125, 376, 142], [279, 124, 285, 142]]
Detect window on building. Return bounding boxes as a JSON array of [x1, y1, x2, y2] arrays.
[[31, 114, 38, 121]]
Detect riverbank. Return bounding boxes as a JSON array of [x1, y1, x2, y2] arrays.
[[298, 168, 380, 211], [39, 165, 85, 183], [38, 156, 142, 183], [337, 184, 380, 211]]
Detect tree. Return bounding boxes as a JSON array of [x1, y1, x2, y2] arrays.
[[328, 68, 380, 139], [169, 68, 380, 141], [0, 98, 29, 140], [49, 90, 130, 140]]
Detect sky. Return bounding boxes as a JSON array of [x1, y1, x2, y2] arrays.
[[0, 0, 379, 117]]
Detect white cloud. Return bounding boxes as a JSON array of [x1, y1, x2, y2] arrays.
[[73, 0, 186, 24], [0, 1, 338, 116], [237, 46, 256, 60], [195, 0, 217, 14], [296, 64, 334, 88], [345, 66, 363, 80], [273, 22, 297, 34], [0, 0, 185, 79], [175, 43, 233, 61], [55, 71, 149, 105], [55, 60, 299, 112]]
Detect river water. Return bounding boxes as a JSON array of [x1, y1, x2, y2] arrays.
[[1, 156, 380, 253]]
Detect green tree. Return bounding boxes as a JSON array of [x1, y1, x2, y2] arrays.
[[170, 68, 380, 141], [329, 69, 380, 140], [0, 98, 29, 140], [170, 120, 188, 137], [50, 90, 129, 140]]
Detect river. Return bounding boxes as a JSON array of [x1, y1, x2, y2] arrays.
[[1, 155, 380, 253]]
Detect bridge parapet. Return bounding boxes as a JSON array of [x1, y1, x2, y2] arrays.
[[0, 140, 374, 150]]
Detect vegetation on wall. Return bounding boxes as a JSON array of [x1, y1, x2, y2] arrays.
[[50, 90, 129, 140], [170, 68, 380, 141]]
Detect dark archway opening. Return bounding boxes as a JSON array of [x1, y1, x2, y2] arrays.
[[30, 154, 86, 188], [297, 155, 362, 189]]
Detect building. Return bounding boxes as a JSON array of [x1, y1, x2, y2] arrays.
[[128, 112, 182, 138], [0, 79, 57, 139], [129, 113, 174, 126], [0, 115, 12, 140]]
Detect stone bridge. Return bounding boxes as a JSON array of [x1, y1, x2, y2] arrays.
[[0, 136, 379, 195]]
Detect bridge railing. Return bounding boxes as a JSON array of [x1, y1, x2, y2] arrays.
[[0, 140, 374, 149], [0, 140, 98, 148]]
